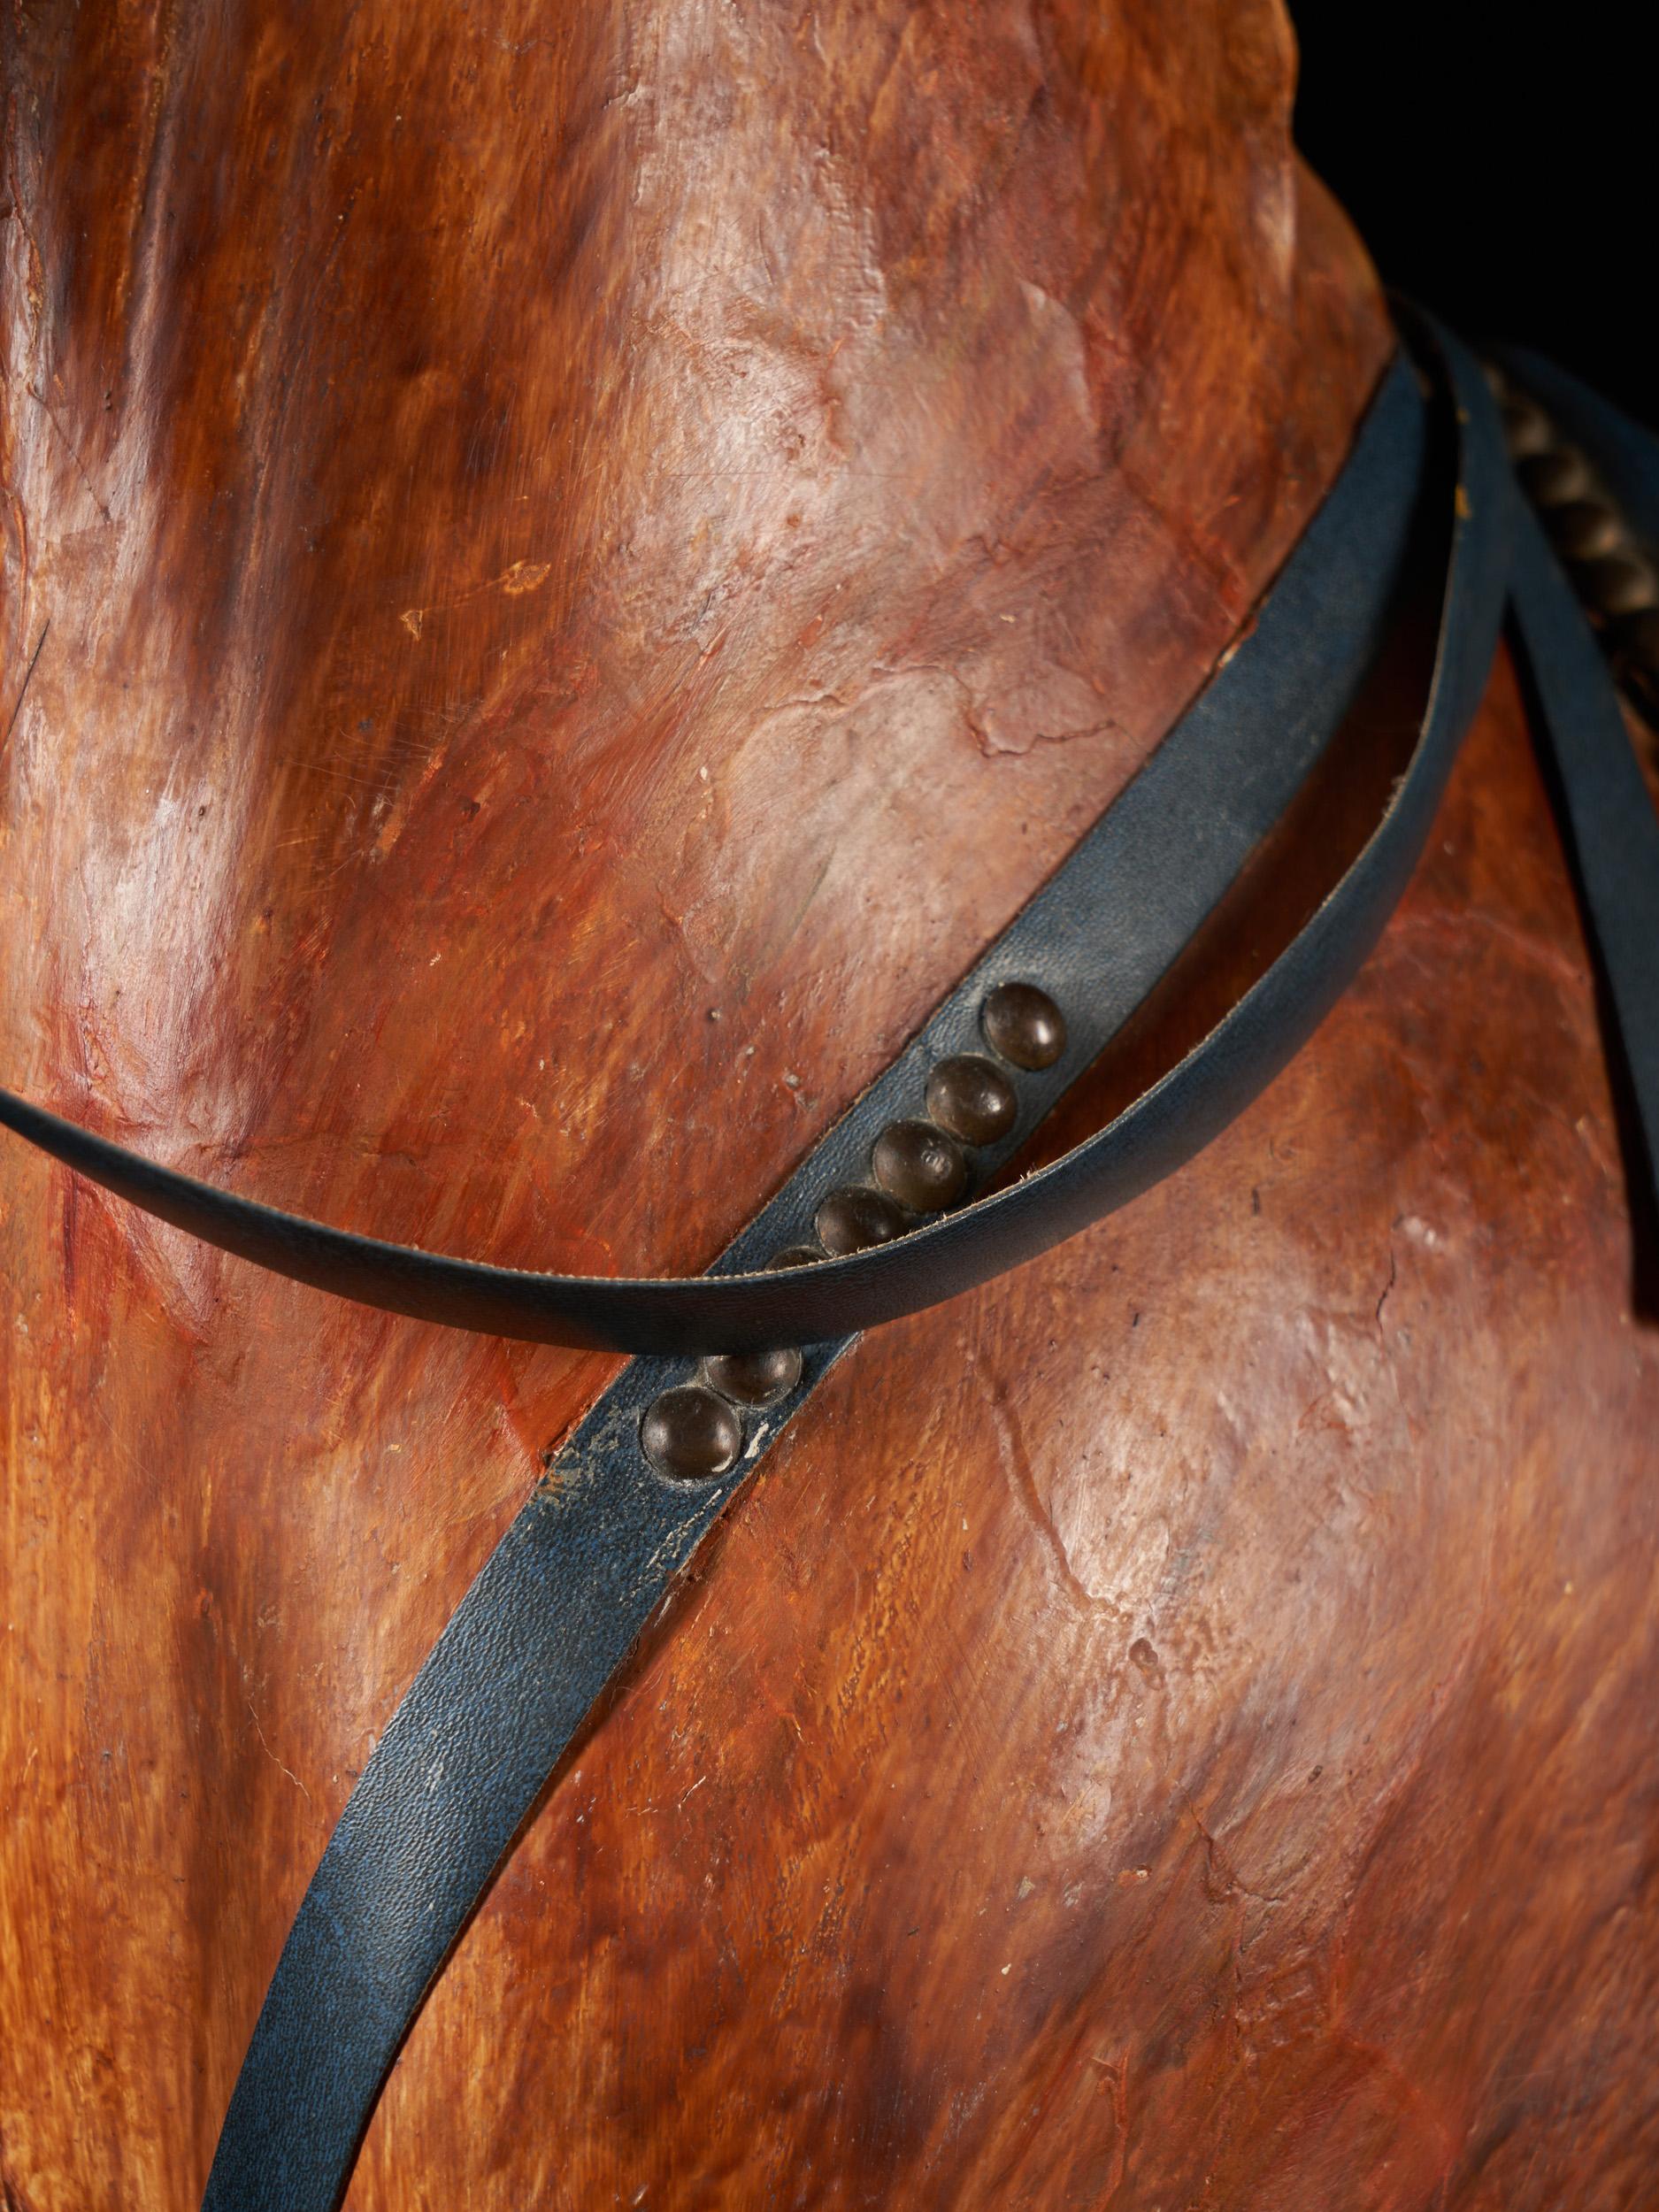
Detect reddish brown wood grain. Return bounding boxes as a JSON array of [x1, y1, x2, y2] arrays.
[[5, 4, 1656, 2208]]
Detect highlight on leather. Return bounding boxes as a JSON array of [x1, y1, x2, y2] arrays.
[[196, 319, 1551, 2212], [2, 341, 1476, 1355]]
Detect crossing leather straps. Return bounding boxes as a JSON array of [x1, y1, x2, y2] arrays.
[[191, 317, 1540, 2212], [1497, 345, 1659, 557], [1508, 506, 1659, 1224], [0, 341, 1448, 1357], [1495, 350, 1659, 1222]]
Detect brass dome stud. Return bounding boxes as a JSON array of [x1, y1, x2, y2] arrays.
[[641, 1385, 743, 1482], [980, 979, 1067, 1071], [872, 1118, 969, 1212], [703, 1348, 804, 1407], [814, 1184, 912, 1257], [925, 1054, 1018, 1146]]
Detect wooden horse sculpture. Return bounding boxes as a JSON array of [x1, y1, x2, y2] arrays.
[[4, 2, 1657, 2207]]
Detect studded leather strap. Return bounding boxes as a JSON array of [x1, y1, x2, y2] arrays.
[[12, 311, 1656, 2206], [1496, 346, 1659, 559], [0, 351, 1432, 1357], [191, 317, 1542, 2211], [1508, 503, 1659, 1223]]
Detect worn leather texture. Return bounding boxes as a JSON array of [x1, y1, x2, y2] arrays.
[[1496, 347, 1659, 557], [1507, 509, 1659, 1221], [196, 322, 1534, 2210], [1494, 351, 1659, 1221], [3, 358, 1427, 1356]]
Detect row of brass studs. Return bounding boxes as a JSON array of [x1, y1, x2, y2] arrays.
[[641, 979, 1068, 1481], [1488, 363, 1659, 722]]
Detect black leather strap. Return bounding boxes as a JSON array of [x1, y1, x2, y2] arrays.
[[1489, 348, 1659, 1225], [1495, 347, 1659, 1221], [1508, 497, 1659, 1223], [1, 355, 1435, 1356], [196, 320, 1530, 2210], [1494, 346, 1659, 557]]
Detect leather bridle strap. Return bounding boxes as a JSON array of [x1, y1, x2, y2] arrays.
[[1509, 513, 1659, 1215], [0, 346, 1440, 1359], [1496, 345, 1659, 556], [1496, 349, 1659, 1217], [190, 319, 1546, 2211]]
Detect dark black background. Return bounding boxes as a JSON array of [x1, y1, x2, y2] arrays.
[[1290, 6, 1647, 424]]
